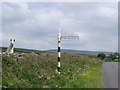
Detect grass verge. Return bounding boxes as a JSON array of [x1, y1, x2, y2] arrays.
[[2, 52, 103, 88]]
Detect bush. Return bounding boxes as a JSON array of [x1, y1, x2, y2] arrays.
[[107, 52, 120, 61], [97, 53, 106, 60]]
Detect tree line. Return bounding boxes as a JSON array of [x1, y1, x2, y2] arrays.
[[97, 52, 120, 61]]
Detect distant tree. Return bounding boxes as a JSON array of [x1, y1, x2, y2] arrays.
[[108, 54, 114, 60], [109, 52, 120, 61], [97, 53, 106, 60], [113, 53, 118, 59], [118, 52, 120, 60], [114, 52, 120, 59]]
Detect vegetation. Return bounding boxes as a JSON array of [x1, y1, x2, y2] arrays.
[[97, 53, 106, 60], [0, 55, 1, 89], [2, 51, 104, 88], [97, 52, 120, 62]]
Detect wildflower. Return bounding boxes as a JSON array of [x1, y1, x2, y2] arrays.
[[47, 77, 50, 80], [38, 76, 41, 79], [43, 85, 49, 88], [55, 69, 58, 73]]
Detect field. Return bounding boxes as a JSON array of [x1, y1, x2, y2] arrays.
[[1, 48, 104, 88]]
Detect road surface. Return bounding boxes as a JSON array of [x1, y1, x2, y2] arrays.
[[103, 62, 118, 88]]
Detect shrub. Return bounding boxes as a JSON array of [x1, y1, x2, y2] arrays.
[[97, 53, 106, 60]]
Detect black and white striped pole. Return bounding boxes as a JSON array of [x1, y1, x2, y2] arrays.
[[57, 29, 61, 74], [57, 29, 79, 74]]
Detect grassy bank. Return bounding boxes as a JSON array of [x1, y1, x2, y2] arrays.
[[2, 52, 103, 88]]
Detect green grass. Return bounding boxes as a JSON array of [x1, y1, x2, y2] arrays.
[[0, 55, 1, 89], [104, 58, 120, 62], [106, 60, 120, 62], [2, 52, 103, 88]]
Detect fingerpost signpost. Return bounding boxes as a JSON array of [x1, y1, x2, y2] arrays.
[[57, 29, 79, 74]]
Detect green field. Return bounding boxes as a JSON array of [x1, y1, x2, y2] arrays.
[[1, 47, 47, 53], [2, 48, 104, 88]]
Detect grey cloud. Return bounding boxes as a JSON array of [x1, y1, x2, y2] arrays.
[[2, 2, 33, 24], [2, 2, 118, 52]]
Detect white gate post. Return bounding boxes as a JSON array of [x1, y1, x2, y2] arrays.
[[6, 39, 15, 54]]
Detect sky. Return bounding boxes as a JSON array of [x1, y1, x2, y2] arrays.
[[1, 2, 118, 52]]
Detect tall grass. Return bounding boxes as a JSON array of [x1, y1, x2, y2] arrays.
[[2, 53, 103, 88]]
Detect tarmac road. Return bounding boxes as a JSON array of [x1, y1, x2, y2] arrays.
[[103, 62, 118, 88]]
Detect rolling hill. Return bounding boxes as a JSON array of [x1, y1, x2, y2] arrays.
[[47, 49, 114, 56], [1, 47, 113, 56]]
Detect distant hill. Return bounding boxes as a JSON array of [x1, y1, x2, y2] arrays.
[[1, 47, 47, 54], [1, 47, 114, 56], [47, 49, 114, 56]]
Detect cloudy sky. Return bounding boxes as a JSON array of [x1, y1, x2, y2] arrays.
[[2, 2, 118, 52]]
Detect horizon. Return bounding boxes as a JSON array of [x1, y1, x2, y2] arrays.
[[1, 46, 117, 53]]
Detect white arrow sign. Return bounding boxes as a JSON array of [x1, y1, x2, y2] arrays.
[[60, 36, 79, 40]]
